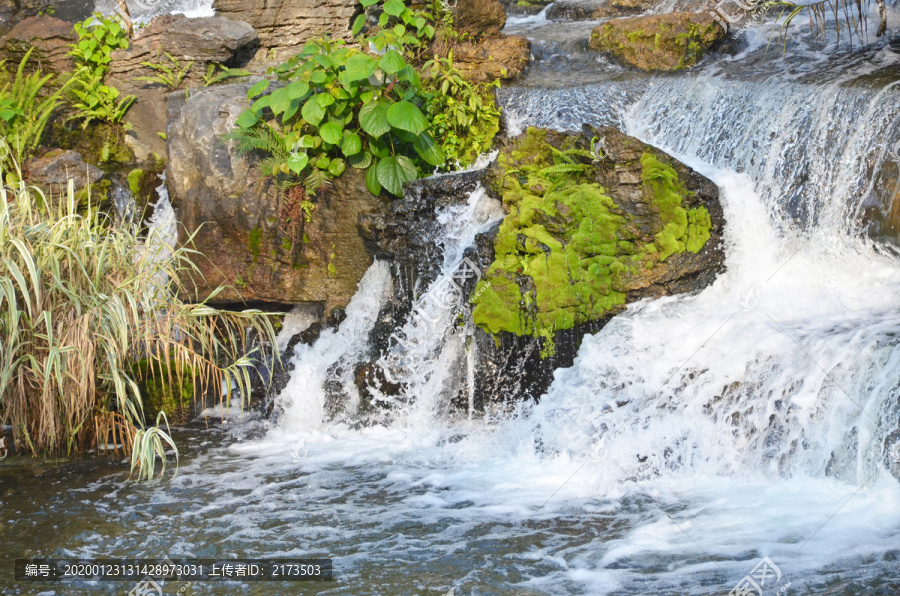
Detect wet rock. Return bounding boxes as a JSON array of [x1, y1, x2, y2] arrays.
[[589, 12, 725, 71], [166, 79, 388, 310], [213, 0, 360, 65], [545, 0, 657, 20], [24, 149, 103, 191], [107, 14, 258, 163], [0, 16, 76, 74], [499, 0, 554, 17]]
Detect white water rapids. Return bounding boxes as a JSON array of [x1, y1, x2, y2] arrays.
[[231, 76, 900, 591]]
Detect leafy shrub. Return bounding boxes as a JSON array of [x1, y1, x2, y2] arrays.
[[229, 0, 443, 205], [0, 158, 278, 478], [68, 13, 134, 128], [422, 53, 501, 168], [0, 49, 73, 177]]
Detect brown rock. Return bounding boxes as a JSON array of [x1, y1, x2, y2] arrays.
[[165, 80, 388, 309], [446, 34, 531, 83], [0, 16, 75, 74], [453, 0, 507, 38], [589, 12, 725, 71], [213, 0, 359, 65]]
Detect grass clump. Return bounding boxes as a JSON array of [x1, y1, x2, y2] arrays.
[[0, 159, 277, 479]]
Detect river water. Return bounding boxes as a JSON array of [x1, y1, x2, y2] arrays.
[[3, 5, 900, 596]]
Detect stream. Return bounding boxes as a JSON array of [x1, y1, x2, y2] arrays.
[[3, 4, 900, 596]]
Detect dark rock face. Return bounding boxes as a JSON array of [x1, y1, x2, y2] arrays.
[[24, 149, 103, 191], [107, 14, 259, 162], [0, 16, 76, 74], [0, 0, 92, 36], [165, 79, 388, 311], [212, 0, 360, 66]]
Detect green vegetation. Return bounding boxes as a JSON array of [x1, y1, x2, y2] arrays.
[[230, 0, 501, 249], [136, 52, 194, 91], [68, 13, 135, 128], [422, 53, 501, 167], [0, 49, 74, 177], [471, 129, 711, 351], [203, 63, 252, 87], [0, 161, 278, 479]]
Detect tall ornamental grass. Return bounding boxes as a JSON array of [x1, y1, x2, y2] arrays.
[[0, 159, 277, 479]]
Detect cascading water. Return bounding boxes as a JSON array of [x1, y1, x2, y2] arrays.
[[8, 9, 900, 596]]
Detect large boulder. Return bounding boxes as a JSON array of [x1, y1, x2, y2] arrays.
[[212, 0, 359, 65], [589, 12, 725, 71], [440, 35, 532, 83], [107, 14, 258, 163], [469, 125, 725, 401], [165, 80, 388, 310], [0, 16, 76, 74], [25, 149, 103, 191]]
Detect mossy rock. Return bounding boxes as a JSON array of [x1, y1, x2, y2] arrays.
[[132, 359, 196, 425], [589, 12, 725, 71], [471, 126, 724, 346]]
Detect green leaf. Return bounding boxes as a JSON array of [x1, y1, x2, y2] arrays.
[[378, 50, 406, 75], [287, 152, 309, 174], [383, 0, 405, 16], [365, 163, 382, 196], [235, 109, 259, 128], [413, 132, 445, 167], [251, 95, 272, 111], [314, 54, 334, 69], [247, 79, 269, 99], [268, 87, 291, 114], [342, 53, 376, 82], [328, 158, 346, 177], [341, 132, 362, 156], [352, 14, 366, 36], [297, 134, 316, 148], [386, 100, 429, 134], [319, 121, 343, 145], [301, 97, 325, 125], [361, 0, 379, 6], [316, 93, 336, 108], [286, 79, 310, 100], [376, 155, 417, 196], [310, 70, 328, 84], [349, 149, 373, 169], [359, 102, 391, 138]]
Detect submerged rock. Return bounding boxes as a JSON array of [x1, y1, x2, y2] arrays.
[[471, 125, 725, 401], [165, 80, 388, 311], [589, 12, 725, 71]]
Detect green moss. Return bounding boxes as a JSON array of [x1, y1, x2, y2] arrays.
[[641, 152, 711, 260], [132, 358, 194, 421], [127, 168, 144, 197], [473, 130, 712, 343], [248, 226, 263, 263]]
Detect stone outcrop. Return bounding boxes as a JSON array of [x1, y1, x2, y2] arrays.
[[25, 149, 103, 191], [212, 0, 359, 65], [453, 0, 507, 37], [444, 34, 532, 83], [589, 12, 725, 71], [469, 125, 725, 401], [0, 0, 91, 36], [107, 14, 258, 163], [0, 16, 76, 74], [165, 80, 388, 310]]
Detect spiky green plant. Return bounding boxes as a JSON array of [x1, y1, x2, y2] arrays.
[[135, 52, 194, 91], [0, 48, 73, 175], [0, 156, 278, 479]]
